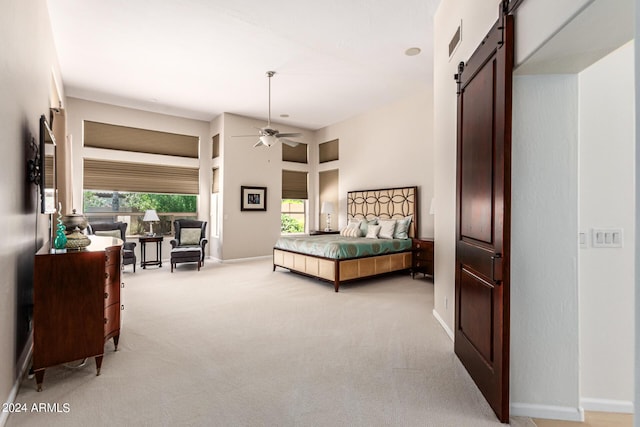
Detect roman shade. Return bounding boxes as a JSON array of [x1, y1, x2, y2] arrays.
[[84, 121, 199, 159], [212, 134, 220, 159], [211, 168, 219, 193], [282, 143, 307, 163], [319, 139, 339, 163], [84, 159, 199, 194], [282, 170, 308, 199]]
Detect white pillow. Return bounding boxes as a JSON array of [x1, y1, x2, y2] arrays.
[[378, 219, 396, 239], [393, 215, 413, 239], [340, 221, 362, 237], [365, 224, 381, 239]]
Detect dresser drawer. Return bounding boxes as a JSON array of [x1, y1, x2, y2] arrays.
[[105, 262, 119, 286], [104, 303, 120, 338], [105, 247, 120, 267], [104, 281, 119, 307]]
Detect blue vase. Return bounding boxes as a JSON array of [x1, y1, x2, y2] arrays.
[[54, 213, 67, 250]]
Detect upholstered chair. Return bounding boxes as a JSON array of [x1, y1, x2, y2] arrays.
[[87, 222, 137, 272], [169, 220, 208, 272]]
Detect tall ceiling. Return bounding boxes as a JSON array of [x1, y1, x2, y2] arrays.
[[46, 0, 442, 130]]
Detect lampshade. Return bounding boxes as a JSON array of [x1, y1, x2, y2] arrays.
[[143, 209, 160, 222], [321, 202, 334, 214]]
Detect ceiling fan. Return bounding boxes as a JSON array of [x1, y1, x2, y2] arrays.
[[234, 71, 302, 148]]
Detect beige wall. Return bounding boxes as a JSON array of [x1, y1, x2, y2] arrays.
[[0, 0, 64, 420], [220, 113, 315, 260], [315, 88, 434, 238]]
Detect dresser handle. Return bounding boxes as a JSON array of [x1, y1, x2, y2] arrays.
[[105, 273, 109, 279], [104, 292, 108, 299], [104, 318, 108, 324], [121, 304, 124, 310], [121, 282, 125, 288]]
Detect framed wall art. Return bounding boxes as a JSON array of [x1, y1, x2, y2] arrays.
[[241, 186, 267, 211]]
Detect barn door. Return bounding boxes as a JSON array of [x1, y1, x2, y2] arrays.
[[454, 5, 514, 423]]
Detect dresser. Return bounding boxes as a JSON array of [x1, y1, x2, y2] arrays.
[[412, 237, 434, 278], [33, 236, 123, 391]]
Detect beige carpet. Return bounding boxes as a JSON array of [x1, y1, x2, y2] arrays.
[[8, 258, 533, 426]]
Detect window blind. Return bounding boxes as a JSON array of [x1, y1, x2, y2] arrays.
[[84, 159, 199, 194], [282, 170, 308, 199], [212, 134, 220, 159], [282, 143, 307, 163], [319, 139, 339, 163], [84, 121, 199, 158], [212, 168, 219, 193]]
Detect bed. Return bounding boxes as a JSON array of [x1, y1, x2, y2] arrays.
[[273, 186, 418, 292]]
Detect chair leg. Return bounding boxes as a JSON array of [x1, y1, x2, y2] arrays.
[[171, 262, 174, 273], [197, 261, 201, 271]]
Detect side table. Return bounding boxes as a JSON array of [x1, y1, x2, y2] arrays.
[[412, 237, 434, 279], [309, 230, 340, 235], [139, 235, 163, 269]]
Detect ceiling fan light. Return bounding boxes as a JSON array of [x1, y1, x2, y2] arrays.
[[259, 135, 277, 147]]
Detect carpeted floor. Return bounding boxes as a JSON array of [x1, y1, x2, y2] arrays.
[[7, 258, 534, 426]]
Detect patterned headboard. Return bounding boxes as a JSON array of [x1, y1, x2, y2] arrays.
[[346, 186, 418, 238]]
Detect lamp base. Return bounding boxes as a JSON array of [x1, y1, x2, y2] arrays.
[[324, 227, 332, 232]]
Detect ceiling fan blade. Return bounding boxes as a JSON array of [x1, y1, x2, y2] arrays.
[[253, 140, 265, 147], [276, 132, 302, 138], [280, 138, 301, 147], [232, 134, 257, 138]]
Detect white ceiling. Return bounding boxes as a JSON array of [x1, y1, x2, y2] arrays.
[[46, 0, 442, 130]]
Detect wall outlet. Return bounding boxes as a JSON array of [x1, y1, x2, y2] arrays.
[[592, 228, 623, 248]]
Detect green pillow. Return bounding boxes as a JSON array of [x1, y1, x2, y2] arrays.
[[180, 228, 201, 245], [95, 230, 122, 239], [359, 218, 378, 236]]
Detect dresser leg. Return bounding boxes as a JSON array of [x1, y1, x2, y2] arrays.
[[34, 369, 45, 392], [113, 335, 120, 351], [95, 355, 103, 376]]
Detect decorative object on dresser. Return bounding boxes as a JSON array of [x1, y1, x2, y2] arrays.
[[33, 235, 123, 391], [87, 222, 137, 272], [143, 209, 160, 236], [170, 219, 208, 272], [321, 201, 334, 231], [412, 237, 434, 278], [61, 208, 91, 249], [274, 186, 418, 292], [139, 235, 163, 269]]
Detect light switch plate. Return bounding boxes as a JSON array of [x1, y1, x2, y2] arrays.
[[592, 228, 623, 248]]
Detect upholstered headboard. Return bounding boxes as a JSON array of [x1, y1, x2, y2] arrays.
[[346, 186, 418, 238]]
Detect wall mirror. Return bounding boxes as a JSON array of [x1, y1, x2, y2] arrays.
[[39, 114, 56, 214]]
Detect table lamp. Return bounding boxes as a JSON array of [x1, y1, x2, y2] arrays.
[[143, 209, 160, 236], [321, 202, 334, 232]]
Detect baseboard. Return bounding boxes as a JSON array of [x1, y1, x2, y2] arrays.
[[580, 397, 634, 414], [223, 255, 272, 263], [510, 402, 584, 421], [1, 341, 32, 427], [432, 309, 454, 341]]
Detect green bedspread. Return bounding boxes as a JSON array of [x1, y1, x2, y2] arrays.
[[274, 234, 412, 260]]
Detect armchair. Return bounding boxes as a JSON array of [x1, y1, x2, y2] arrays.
[[170, 219, 208, 272], [87, 221, 137, 272]]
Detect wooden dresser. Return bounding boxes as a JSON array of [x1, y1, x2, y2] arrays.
[[33, 235, 123, 391], [412, 237, 434, 279]]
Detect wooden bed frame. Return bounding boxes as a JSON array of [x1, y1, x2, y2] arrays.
[[273, 186, 418, 292]]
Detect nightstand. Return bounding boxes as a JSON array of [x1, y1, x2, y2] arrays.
[[309, 230, 340, 235], [412, 237, 434, 279]]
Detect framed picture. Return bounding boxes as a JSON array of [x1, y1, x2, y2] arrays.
[[241, 186, 267, 211]]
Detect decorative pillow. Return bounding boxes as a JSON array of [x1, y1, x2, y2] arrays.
[[393, 215, 413, 239], [95, 230, 121, 239], [378, 219, 397, 239], [359, 218, 378, 236], [365, 224, 381, 239], [180, 228, 201, 245], [340, 221, 362, 237]]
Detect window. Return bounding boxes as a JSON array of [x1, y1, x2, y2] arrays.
[[83, 190, 197, 236], [281, 170, 308, 234], [319, 139, 339, 163], [281, 199, 306, 234]]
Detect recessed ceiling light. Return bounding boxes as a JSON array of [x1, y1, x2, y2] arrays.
[[405, 47, 421, 56], [280, 114, 289, 118]]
